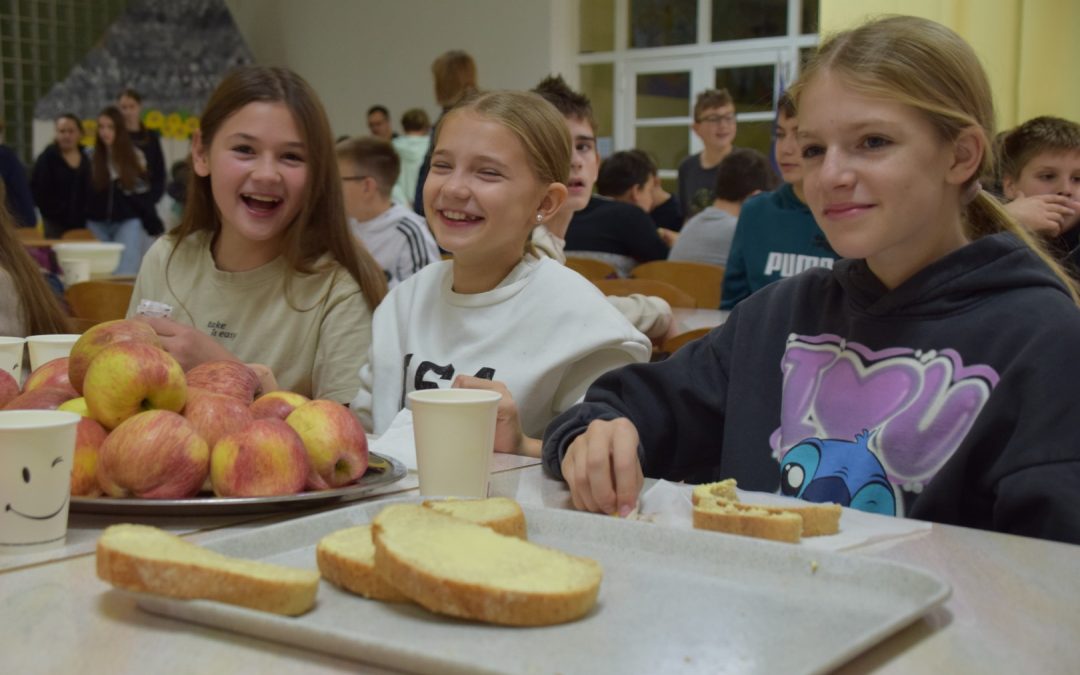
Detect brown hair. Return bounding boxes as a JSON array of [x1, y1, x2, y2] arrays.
[[92, 106, 144, 192], [0, 193, 73, 335], [335, 136, 400, 198], [714, 148, 778, 201], [532, 74, 597, 134], [401, 108, 430, 133], [693, 89, 734, 121], [776, 91, 796, 120], [173, 65, 386, 311], [432, 50, 478, 109], [790, 15, 1079, 304], [999, 116, 1080, 181]]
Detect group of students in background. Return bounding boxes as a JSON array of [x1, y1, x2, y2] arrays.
[[2, 15, 1079, 545]]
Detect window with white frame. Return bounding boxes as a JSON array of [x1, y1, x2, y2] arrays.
[[577, 0, 818, 185]]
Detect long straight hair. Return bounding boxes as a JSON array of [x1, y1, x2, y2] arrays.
[[0, 189, 72, 335], [791, 15, 1079, 304], [172, 65, 386, 311], [91, 106, 143, 192]]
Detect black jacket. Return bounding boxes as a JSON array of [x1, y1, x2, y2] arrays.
[[543, 233, 1080, 544], [30, 143, 90, 236]]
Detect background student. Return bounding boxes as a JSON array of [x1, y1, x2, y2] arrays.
[[391, 107, 431, 210], [669, 148, 776, 267], [31, 113, 90, 239], [0, 196, 72, 336], [117, 88, 166, 236], [0, 118, 37, 229], [336, 136, 439, 288], [128, 65, 387, 402], [351, 90, 650, 456], [720, 93, 838, 309], [677, 88, 737, 222], [542, 16, 1080, 545]]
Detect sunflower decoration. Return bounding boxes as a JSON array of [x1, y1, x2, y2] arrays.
[[163, 113, 186, 139], [80, 118, 97, 147], [184, 116, 200, 137], [144, 110, 166, 131]]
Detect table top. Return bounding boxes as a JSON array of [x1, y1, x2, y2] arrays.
[[3, 458, 1078, 674], [672, 307, 729, 332]]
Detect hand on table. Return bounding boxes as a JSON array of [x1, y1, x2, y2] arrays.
[[1005, 192, 1080, 237], [452, 375, 541, 457], [561, 417, 643, 516]]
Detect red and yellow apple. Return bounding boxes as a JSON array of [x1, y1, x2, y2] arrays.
[[210, 419, 310, 497], [184, 386, 254, 449], [3, 386, 78, 410], [23, 357, 72, 393], [250, 390, 310, 420], [70, 417, 108, 497], [0, 369, 19, 408], [83, 342, 187, 429], [185, 360, 260, 403], [58, 396, 89, 417], [97, 410, 209, 499], [285, 400, 368, 490], [68, 318, 161, 394]]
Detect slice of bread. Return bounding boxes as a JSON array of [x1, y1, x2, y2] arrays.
[[316, 525, 410, 602], [691, 479, 738, 506], [96, 523, 319, 616], [372, 503, 602, 626], [692, 498, 804, 544], [422, 497, 527, 539]]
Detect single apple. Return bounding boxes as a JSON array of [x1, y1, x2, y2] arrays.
[[97, 410, 208, 499], [185, 360, 260, 403], [83, 342, 187, 430], [68, 318, 161, 394], [210, 419, 310, 497], [0, 369, 18, 408], [184, 386, 254, 449], [70, 417, 108, 497], [3, 385, 78, 410], [23, 357, 72, 392], [58, 396, 90, 417], [250, 390, 310, 420], [285, 400, 368, 490]]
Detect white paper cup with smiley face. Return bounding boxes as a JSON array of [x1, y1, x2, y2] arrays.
[[0, 410, 80, 554]]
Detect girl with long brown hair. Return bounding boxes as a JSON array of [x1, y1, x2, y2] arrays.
[[0, 188, 72, 336], [128, 65, 386, 402]]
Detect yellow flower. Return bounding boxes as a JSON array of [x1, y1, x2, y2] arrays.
[[184, 116, 200, 135], [81, 119, 97, 146], [144, 110, 165, 130], [163, 113, 184, 139]]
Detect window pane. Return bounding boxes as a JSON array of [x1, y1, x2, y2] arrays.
[[711, 0, 786, 42], [579, 63, 614, 138], [715, 64, 774, 114], [735, 120, 774, 159], [631, 0, 696, 48], [636, 71, 690, 119], [636, 125, 689, 173], [579, 0, 615, 53], [802, 0, 820, 34]]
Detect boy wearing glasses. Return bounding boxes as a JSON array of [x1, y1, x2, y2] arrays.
[[678, 89, 738, 222], [336, 136, 439, 288]]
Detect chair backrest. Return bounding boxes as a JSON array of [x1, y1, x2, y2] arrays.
[[15, 227, 41, 241], [65, 281, 135, 328], [593, 278, 697, 308], [659, 327, 712, 354], [565, 256, 617, 280], [632, 260, 725, 309], [61, 228, 97, 241]]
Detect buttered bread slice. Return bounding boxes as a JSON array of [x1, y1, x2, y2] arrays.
[[317, 525, 410, 602], [372, 504, 602, 626], [97, 524, 319, 616], [422, 497, 527, 539]]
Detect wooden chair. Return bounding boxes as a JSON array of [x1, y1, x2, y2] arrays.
[[632, 260, 725, 310], [65, 281, 135, 331], [659, 327, 712, 354], [61, 228, 98, 241], [565, 256, 617, 280], [593, 278, 697, 308], [15, 227, 41, 241]]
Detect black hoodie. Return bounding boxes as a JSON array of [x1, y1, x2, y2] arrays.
[[543, 233, 1080, 544]]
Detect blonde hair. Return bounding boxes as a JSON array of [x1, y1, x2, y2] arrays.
[[791, 15, 1079, 304]]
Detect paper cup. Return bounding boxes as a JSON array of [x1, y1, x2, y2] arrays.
[[26, 334, 81, 371], [0, 410, 80, 554], [407, 389, 501, 498], [61, 258, 91, 286], [0, 337, 25, 383]]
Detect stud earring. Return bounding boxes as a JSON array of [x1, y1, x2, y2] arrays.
[[536, 213, 543, 224]]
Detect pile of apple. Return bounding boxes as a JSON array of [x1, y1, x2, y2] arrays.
[[0, 319, 369, 499]]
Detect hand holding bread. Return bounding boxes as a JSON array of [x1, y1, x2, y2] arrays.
[[561, 417, 643, 516]]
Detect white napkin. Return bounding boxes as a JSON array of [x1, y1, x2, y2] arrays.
[[637, 479, 931, 551], [367, 408, 418, 470]]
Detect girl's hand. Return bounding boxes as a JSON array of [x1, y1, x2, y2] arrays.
[[451, 375, 540, 456], [134, 316, 239, 371], [658, 228, 679, 247], [1005, 192, 1080, 237], [560, 418, 643, 515]]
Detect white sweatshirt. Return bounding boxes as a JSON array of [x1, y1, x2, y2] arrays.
[[348, 204, 440, 288]]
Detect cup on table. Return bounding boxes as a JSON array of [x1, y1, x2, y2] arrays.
[[0, 410, 80, 554], [407, 388, 502, 498], [61, 258, 91, 286], [26, 334, 81, 371], [0, 336, 25, 383]]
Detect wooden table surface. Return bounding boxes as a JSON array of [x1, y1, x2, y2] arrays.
[[3, 459, 1078, 674]]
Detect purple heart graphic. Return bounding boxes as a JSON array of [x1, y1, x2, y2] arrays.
[[812, 356, 919, 440]]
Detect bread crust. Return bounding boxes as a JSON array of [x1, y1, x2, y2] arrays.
[[316, 526, 409, 602], [96, 524, 318, 616], [422, 497, 527, 539], [692, 500, 803, 543]]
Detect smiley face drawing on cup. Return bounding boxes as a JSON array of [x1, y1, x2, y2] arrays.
[[0, 410, 80, 553]]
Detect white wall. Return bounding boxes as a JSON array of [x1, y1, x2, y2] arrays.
[[225, 0, 572, 139]]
